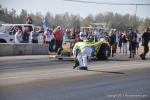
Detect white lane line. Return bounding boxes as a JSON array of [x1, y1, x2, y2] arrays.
[[0, 62, 150, 80]]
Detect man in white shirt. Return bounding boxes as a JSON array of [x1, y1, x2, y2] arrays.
[[15, 27, 22, 43], [30, 28, 39, 43], [136, 30, 141, 55], [79, 31, 87, 41], [44, 28, 55, 52]]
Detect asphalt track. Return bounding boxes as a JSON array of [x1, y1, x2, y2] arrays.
[[0, 55, 150, 100]]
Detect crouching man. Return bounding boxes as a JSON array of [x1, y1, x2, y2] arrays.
[[72, 41, 92, 70]]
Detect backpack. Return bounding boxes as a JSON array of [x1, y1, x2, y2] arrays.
[[130, 32, 137, 42]]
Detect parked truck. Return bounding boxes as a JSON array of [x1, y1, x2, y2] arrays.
[[0, 24, 34, 43]]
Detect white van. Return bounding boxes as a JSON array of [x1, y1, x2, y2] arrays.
[[0, 24, 34, 43]]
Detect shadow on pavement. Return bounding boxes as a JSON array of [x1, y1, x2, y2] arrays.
[[107, 59, 129, 61], [87, 69, 125, 74]]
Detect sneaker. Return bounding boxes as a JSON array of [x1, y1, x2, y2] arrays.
[[82, 67, 88, 70], [73, 59, 79, 69], [140, 54, 144, 60], [73, 66, 77, 69], [140, 54, 147, 60], [79, 67, 88, 70], [79, 67, 84, 70], [142, 58, 147, 60]]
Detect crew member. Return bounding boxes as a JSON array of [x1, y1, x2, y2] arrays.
[[72, 41, 92, 70]]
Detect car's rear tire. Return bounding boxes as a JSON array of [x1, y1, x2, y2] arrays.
[[97, 43, 109, 60]]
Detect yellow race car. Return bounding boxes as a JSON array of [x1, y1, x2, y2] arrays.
[[56, 36, 110, 60]]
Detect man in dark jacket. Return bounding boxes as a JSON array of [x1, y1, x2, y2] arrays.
[[128, 28, 137, 58], [22, 28, 30, 43], [140, 28, 150, 60]]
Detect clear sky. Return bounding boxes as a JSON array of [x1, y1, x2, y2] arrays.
[[1, 0, 150, 18]]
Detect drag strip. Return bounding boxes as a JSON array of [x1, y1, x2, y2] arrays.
[[0, 61, 150, 86]]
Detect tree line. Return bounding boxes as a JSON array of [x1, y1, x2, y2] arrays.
[[0, 5, 150, 32]]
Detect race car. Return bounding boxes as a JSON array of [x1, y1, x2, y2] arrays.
[[56, 36, 110, 60]]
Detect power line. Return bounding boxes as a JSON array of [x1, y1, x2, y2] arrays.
[[64, 0, 150, 6]]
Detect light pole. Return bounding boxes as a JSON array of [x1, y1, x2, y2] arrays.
[[134, 4, 138, 29]]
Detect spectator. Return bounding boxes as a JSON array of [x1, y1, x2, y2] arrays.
[[30, 28, 39, 43], [135, 30, 141, 55], [53, 26, 64, 52], [15, 27, 23, 43], [26, 16, 33, 24], [26, 16, 33, 33], [22, 28, 30, 43], [114, 31, 119, 53], [44, 28, 55, 52], [70, 28, 76, 40], [41, 33, 46, 46], [108, 30, 116, 57], [79, 29, 87, 41], [122, 31, 128, 56], [70, 28, 77, 47], [63, 29, 71, 43], [118, 31, 123, 53], [93, 30, 99, 42], [128, 28, 137, 58], [140, 28, 150, 60]]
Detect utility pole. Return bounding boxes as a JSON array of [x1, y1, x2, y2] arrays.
[[134, 4, 138, 29]]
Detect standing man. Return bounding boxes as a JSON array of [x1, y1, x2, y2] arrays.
[[140, 28, 150, 60], [114, 30, 119, 53], [79, 28, 88, 41], [26, 16, 33, 32], [30, 28, 39, 43], [72, 41, 92, 70], [15, 27, 23, 43], [26, 16, 33, 24], [44, 28, 55, 52], [118, 31, 123, 53], [22, 28, 30, 43], [128, 28, 137, 58], [53, 26, 64, 52], [135, 30, 141, 55]]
